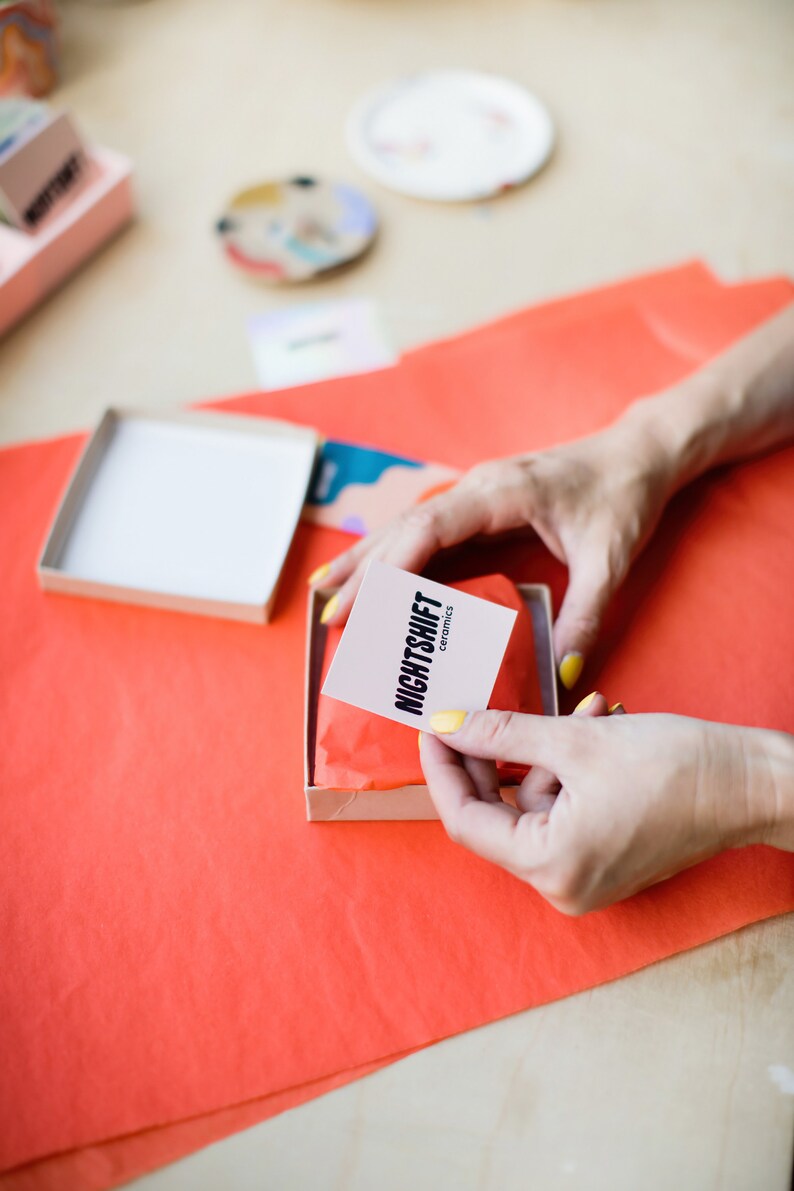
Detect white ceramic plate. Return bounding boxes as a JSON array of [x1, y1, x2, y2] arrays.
[[346, 70, 555, 202]]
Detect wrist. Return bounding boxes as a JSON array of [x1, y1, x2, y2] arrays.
[[617, 371, 736, 496], [736, 726, 794, 850], [604, 399, 683, 502], [612, 304, 794, 498]]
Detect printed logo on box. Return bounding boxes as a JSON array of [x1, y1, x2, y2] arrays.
[[0, 110, 89, 232]]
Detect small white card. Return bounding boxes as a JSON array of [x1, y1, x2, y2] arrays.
[[322, 561, 517, 729], [247, 298, 397, 391]]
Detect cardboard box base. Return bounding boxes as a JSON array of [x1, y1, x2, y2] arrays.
[[305, 583, 558, 821], [38, 407, 319, 623]]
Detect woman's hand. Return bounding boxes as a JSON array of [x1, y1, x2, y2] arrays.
[[418, 704, 794, 915], [313, 417, 677, 688], [311, 303, 794, 688]]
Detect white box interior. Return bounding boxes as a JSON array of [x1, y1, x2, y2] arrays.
[[41, 409, 317, 613]]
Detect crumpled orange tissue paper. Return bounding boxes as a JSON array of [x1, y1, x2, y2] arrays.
[[1, 263, 792, 1190]]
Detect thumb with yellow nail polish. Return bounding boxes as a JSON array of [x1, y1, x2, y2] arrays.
[[429, 710, 468, 735]]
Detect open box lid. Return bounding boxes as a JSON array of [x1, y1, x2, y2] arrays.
[[38, 407, 319, 623]]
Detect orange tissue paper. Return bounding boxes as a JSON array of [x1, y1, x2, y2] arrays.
[[2, 264, 793, 1191]]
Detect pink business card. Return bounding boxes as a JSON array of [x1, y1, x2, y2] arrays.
[[322, 560, 517, 729]]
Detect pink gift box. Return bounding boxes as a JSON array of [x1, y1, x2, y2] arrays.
[[0, 145, 134, 337]]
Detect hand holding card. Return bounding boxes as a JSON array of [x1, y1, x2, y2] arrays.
[[308, 567, 554, 819]]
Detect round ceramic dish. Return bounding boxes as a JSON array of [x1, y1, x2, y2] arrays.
[[215, 176, 377, 283], [346, 70, 555, 202]]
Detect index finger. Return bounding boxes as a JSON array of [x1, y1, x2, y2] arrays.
[[320, 481, 501, 623]]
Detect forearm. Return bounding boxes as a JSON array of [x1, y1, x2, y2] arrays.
[[620, 304, 794, 493]]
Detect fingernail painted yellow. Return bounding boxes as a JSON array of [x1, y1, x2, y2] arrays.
[[429, 710, 467, 734], [574, 691, 597, 712], [559, 652, 584, 690], [320, 593, 339, 624], [308, 562, 331, 586], [417, 731, 423, 750], [608, 702, 626, 715]]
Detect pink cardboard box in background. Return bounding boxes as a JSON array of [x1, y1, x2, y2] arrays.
[[0, 146, 134, 336]]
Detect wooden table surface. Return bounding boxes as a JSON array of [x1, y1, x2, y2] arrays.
[[1, 2, 792, 1188]]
